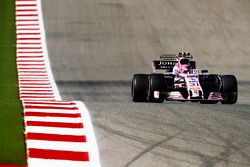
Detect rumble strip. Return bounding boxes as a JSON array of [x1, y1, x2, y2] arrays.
[[16, 0, 100, 166]]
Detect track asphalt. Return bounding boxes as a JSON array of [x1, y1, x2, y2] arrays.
[[43, 0, 250, 166]]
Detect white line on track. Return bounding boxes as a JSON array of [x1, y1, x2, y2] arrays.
[[16, 21, 39, 25], [26, 126, 87, 136], [16, 7, 38, 10], [24, 117, 83, 123], [26, 140, 89, 152], [28, 158, 92, 167], [24, 109, 80, 114]]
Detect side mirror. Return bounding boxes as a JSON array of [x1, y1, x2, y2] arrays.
[[201, 70, 208, 73]]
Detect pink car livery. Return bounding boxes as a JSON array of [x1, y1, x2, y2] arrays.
[[132, 52, 237, 104]]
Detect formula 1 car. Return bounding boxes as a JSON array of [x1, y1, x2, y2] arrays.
[[131, 52, 238, 104]]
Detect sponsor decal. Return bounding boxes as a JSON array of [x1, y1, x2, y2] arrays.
[[154, 91, 160, 99]]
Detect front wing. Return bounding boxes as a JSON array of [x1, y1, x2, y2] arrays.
[[154, 91, 223, 101]]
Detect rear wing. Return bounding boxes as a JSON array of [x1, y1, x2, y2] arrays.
[[160, 54, 176, 60], [152, 54, 177, 72], [152, 60, 176, 72], [160, 53, 193, 60], [153, 54, 196, 72]]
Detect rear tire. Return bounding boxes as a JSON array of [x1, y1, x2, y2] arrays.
[[131, 74, 149, 102], [220, 75, 238, 104], [147, 74, 165, 103]]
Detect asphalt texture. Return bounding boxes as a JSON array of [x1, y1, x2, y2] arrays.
[[43, 0, 250, 166]]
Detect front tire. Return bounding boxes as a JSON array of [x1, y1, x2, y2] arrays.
[[220, 75, 238, 104], [200, 74, 220, 104]]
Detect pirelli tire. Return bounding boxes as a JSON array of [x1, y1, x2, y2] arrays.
[[131, 74, 149, 102], [220, 75, 238, 104], [147, 73, 165, 103], [200, 74, 220, 104]]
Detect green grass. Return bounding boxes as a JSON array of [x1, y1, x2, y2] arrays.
[[0, 0, 26, 165]]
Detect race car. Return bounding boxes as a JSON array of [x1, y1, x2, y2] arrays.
[[131, 52, 238, 104]]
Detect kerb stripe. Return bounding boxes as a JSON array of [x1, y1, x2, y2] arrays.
[[28, 149, 89, 161], [24, 112, 81, 118], [26, 133, 87, 142], [26, 121, 83, 128]]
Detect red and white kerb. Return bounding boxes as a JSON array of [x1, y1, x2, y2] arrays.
[[16, 0, 100, 166]]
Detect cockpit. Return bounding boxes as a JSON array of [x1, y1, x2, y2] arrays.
[[180, 58, 190, 65]]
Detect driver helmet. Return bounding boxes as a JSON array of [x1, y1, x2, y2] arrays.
[[179, 58, 190, 73]]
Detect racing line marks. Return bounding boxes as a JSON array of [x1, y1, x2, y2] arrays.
[[16, 0, 100, 166]]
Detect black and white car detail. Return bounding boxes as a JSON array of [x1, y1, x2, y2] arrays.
[[131, 52, 238, 104]]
